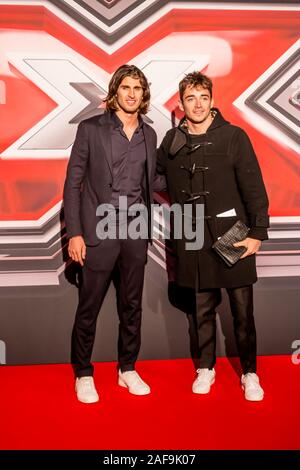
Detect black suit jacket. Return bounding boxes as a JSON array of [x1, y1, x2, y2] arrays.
[[63, 112, 163, 246]]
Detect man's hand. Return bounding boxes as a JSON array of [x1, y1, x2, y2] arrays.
[[68, 236, 86, 266], [233, 237, 261, 259]]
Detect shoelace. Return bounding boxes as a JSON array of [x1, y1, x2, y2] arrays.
[[196, 369, 213, 380], [123, 372, 144, 387], [129, 373, 140, 383], [80, 378, 94, 391], [243, 373, 260, 389]]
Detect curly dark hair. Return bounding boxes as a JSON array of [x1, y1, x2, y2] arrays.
[[105, 64, 150, 114], [179, 72, 213, 101]]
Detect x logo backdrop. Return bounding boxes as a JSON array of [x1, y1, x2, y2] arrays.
[[0, 0, 299, 285]]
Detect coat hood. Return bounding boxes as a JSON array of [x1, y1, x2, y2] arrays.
[[169, 108, 230, 156]]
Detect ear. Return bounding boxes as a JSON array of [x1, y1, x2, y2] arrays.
[[210, 97, 214, 108], [178, 99, 184, 112]]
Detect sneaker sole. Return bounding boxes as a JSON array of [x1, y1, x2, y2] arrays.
[[192, 377, 215, 394], [75, 385, 99, 403], [241, 385, 264, 401], [118, 377, 151, 395], [76, 395, 99, 404]]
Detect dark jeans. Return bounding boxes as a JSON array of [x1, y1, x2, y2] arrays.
[[187, 285, 256, 374], [71, 237, 148, 378]]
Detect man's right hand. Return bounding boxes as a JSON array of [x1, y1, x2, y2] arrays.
[[68, 236, 86, 266]]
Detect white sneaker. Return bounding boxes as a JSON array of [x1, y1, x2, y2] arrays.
[[118, 370, 151, 396], [75, 376, 99, 404], [192, 368, 216, 394], [241, 373, 264, 401]]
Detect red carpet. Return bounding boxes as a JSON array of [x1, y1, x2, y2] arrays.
[[0, 356, 299, 450]]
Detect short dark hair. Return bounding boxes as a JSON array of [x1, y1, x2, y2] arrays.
[[105, 64, 150, 114], [179, 72, 213, 101]]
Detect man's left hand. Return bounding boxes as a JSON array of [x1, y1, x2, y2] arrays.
[[233, 237, 261, 259]]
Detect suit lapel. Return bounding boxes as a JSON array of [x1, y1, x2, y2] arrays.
[[98, 116, 113, 176], [143, 124, 153, 179]]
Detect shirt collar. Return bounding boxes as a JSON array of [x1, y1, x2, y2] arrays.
[[110, 111, 144, 131]]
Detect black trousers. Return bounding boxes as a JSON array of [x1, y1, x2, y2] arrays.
[[71, 237, 148, 378], [187, 285, 257, 374]]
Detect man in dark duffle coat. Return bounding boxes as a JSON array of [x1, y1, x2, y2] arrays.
[[157, 71, 269, 401], [63, 64, 164, 403]]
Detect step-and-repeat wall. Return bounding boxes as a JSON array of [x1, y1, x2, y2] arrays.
[[0, 0, 299, 365]]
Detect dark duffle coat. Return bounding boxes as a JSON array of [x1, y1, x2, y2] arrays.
[[157, 109, 269, 290]]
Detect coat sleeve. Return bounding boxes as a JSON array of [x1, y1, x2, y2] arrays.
[[232, 128, 269, 240], [63, 121, 89, 239], [154, 130, 174, 192], [152, 132, 168, 192]]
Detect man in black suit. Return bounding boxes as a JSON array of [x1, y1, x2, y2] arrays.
[[157, 72, 269, 401], [64, 64, 163, 403]]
